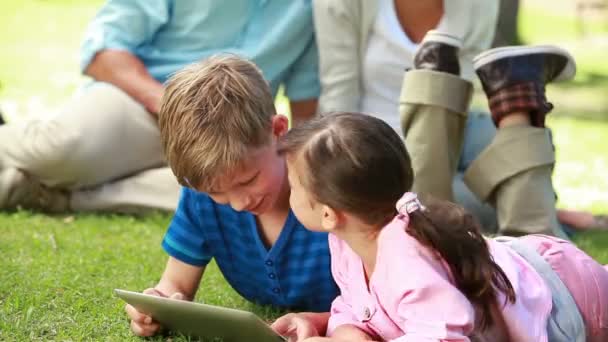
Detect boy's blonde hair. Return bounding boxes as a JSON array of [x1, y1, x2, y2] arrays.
[[159, 54, 276, 190]]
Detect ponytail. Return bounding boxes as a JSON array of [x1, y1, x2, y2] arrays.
[[406, 196, 516, 330]]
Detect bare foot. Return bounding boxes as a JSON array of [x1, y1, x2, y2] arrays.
[[557, 209, 608, 231]]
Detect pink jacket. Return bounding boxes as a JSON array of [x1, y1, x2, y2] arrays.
[[327, 213, 553, 341]]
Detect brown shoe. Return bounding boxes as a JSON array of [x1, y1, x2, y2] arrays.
[[0, 168, 70, 212], [474, 45, 576, 94], [473, 45, 576, 127], [413, 30, 462, 76]]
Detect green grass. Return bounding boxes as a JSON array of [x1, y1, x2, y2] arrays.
[[1, 1, 607, 340], [549, 117, 608, 213], [0, 212, 283, 341], [0, 0, 100, 115], [519, 3, 608, 44]]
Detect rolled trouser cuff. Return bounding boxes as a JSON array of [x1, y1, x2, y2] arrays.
[[400, 70, 471, 201], [400, 70, 473, 115], [463, 126, 555, 201], [401, 103, 467, 201]]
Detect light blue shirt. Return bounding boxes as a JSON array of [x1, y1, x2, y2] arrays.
[[80, 0, 320, 100]]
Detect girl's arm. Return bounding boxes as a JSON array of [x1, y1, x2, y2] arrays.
[[324, 236, 379, 339], [384, 255, 476, 341], [331, 324, 376, 341], [302, 324, 375, 342]]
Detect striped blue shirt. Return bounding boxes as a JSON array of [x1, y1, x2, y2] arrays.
[[163, 188, 338, 312], [80, 0, 320, 100]]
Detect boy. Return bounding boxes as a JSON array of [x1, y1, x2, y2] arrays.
[[125, 55, 337, 337]]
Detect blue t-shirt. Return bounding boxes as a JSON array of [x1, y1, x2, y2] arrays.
[[162, 188, 338, 312], [80, 0, 320, 100]]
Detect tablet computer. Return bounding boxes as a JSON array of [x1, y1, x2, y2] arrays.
[[115, 289, 286, 341]]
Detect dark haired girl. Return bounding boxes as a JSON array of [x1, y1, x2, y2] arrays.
[[276, 112, 608, 342]]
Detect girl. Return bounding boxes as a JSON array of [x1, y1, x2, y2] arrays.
[[278, 112, 608, 341]]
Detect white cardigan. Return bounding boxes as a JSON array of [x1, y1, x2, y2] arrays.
[[313, 0, 499, 113]]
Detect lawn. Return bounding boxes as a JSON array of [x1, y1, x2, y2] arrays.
[[1, 1, 607, 341]]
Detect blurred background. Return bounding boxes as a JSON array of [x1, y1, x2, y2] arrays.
[[0, 1, 606, 340], [1, 0, 606, 212]]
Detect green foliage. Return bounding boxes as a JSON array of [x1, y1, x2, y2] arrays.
[[0, 212, 282, 341]]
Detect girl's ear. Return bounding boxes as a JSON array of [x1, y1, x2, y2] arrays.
[[321, 205, 341, 231]]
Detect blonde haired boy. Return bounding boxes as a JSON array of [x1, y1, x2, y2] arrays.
[[125, 55, 337, 337]]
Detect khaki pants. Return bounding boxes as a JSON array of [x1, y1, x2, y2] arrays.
[[465, 126, 566, 238], [0, 82, 180, 212], [400, 70, 564, 237], [400, 70, 473, 201]]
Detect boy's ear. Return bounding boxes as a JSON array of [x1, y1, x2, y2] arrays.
[[321, 205, 341, 232], [271, 115, 290, 138]]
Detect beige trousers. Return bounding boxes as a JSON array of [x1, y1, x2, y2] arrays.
[[0, 82, 180, 212], [400, 70, 473, 201], [465, 126, 566, 238], [400, 70, 564, 237]]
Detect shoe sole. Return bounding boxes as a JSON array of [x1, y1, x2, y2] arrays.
[[473, 45, 576, 82], [421, 30, 463, 49]]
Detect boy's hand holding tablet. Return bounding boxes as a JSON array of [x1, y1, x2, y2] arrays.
[[124, 287, 185, 337], [116, 289, 286, 341]]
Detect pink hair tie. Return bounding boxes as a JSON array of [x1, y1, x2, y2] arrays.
[[396, 192, 425, 215]]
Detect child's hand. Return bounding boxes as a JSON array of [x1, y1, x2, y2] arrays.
[[303, 336, 375, 342], [124, 287, 184, 336], [271, 313, 321, 341]]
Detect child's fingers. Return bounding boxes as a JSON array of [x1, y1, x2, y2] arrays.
[[169, 292, 184, 300], [294, 317, 318, 340], [125, 288, 166, 337], [130, 319, 160, 337], [143, 287, 183, 300], [270, 314, 295, 335], [125, 304, 151, 324], [143, 287, 166, 297]]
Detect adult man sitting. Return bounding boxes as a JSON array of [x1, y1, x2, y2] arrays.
[[0, 0, 319, 213]]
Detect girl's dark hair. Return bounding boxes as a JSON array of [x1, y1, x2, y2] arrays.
[[408, 197, 516, 329], [279, 112, 516, 330]]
